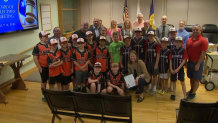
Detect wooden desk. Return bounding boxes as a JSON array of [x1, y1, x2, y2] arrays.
[[0, 54, 30, 104]]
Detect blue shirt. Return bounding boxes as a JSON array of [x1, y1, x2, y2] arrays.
[[177, 29, 190, 48]]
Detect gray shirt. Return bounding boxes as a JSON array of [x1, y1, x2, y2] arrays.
[[155, 24, 170, 42], [121, 28, 134, 37]]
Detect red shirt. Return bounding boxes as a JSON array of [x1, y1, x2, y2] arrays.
[[47, 52, 63, 77], [85, 41, 97, 64], [94, 47, 109, 72], [186, 36, 208, 62], [56, 49, 72, 76]]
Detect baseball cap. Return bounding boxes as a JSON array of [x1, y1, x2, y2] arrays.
[[72, 34, 78, 40], [86, 31, 93, 36], [50, 39, 58, 45], [39, 31, 50, 37], [175, 36, 183, 41], [94, 62, 102, 67], [77, 38, 84, 43], [134, 27, 142, 32], [124, 35, 131, 40], [60, 37, 68, 43], [148, 31, 154, 35], [100, 36, 106, 40], [169, 27, 177, 32], [161, 37, 169, 42]]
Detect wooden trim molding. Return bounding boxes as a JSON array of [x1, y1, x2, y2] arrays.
[[17, 46, 34, 54]]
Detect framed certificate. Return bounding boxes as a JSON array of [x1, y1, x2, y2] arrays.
[[124, 74, 136, 89]]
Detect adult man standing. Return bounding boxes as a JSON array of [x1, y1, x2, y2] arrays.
[[132, 13, 144, 28], [73, 21, 89, 42], [177, 20, 190, 48], [49, 27, 62, 49], [142, 20, 155, 40], [89, 18, 101, 42], [186, 24, 208, 100], [155, 15, 170, 42]]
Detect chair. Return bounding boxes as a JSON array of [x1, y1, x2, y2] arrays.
[[202, 24, 218, 44], [101, 94, 132, 123], [176, 99, 218, 123], [71, 92, 103, 122], [42, 89, 77, 123], [184, 25, 193, 38]]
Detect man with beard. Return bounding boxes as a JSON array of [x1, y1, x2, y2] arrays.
[[177, 20, 190, 48]]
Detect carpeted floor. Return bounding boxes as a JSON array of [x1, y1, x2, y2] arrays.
[[23, 71, 41, 82]]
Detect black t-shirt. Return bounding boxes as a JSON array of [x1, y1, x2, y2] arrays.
[[73, 29, 87, 42], [87, 70, 104, 84]]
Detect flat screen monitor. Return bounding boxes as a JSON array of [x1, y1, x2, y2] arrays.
[[0, 0, 39, 34]]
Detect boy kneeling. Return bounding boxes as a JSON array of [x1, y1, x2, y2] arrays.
[[87, 62, 107, 93], [106, 63, 125, 96]]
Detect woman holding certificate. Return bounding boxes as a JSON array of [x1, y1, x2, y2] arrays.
[[128, 50, 151, 103]]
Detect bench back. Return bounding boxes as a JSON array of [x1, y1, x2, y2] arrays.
[[42, 89, 75, 111], [101, 94, 132, 119], [177, 99, 218, 123], [71, 92, 103, 115]]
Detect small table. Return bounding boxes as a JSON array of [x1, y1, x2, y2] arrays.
[[0, 54, 30, 104]]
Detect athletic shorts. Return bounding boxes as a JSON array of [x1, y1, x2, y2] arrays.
[[146, 62, 159, 75], [62, 75, 72, 85], [75, 70, 88, 84], [49, 74, 62, 84], [171, 67, 185, 82], [159, 73, 169, 79], [39, 66, 49, 83], [87, 83, 105, 92], [187, 61, 204, 80]]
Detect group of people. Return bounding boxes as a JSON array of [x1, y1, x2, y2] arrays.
[[32, 14, 208, 103]]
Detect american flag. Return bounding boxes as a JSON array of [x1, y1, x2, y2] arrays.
[[123, 0, 128, 22]]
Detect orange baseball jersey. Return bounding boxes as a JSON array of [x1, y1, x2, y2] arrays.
[[56, 48, 72, 76], [47, 51, 63, 77], [70, 45, 78, 54], [72, 49, 92, 71], [94, 46, 109, 72], [106, 71, 124, 86], [85, 41, 97, 64], [86, 70, 104, 85], [32, 42, 50, 67]]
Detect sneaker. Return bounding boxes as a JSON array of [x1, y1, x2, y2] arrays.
[[170, 95, 176, 100], [42, 97, 46, 102], [145, 88, 151, 93], [157, 89, 163, 94], [186, 90, 192, 97], [125, 89, 130, 93], [149, 91, 156, 95], [160, 91, 167, 95], [188, 93, 196, 100], [137, 97, 144, 103]]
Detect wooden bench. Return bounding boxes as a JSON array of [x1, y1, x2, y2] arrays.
[[42, 89, 132, 123], [0, 54, 30, 104], [176, 99, 218, 123]]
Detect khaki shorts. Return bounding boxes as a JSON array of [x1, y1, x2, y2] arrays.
[[159, 73, 169, 79]]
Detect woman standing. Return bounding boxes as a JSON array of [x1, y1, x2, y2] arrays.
[[128, 50, 151, 103], [107, 20, 122, 41], [121, 19, 134, 38]]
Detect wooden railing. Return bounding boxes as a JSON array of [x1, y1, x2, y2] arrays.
[[17, 46, 34, 66]]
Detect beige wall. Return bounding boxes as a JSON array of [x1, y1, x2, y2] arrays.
[[81, 0, 218, 29], [0, 0, 59, 83]]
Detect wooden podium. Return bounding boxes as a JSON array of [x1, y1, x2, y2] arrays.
[[0, 54, 30, 104]]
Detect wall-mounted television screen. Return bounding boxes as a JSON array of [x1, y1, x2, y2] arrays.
[[0, 0, 39, 34]]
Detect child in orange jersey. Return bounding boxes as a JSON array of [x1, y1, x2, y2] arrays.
[[56, 37, 73, 90], [47, 39, 63, 91], [72, 38, 91, 93]]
